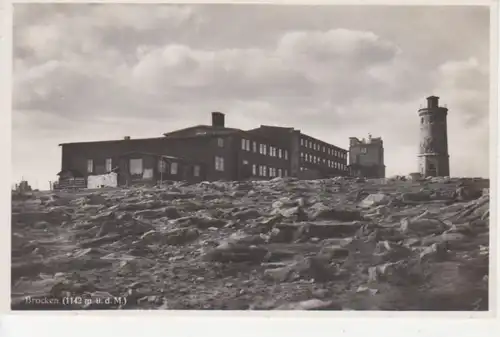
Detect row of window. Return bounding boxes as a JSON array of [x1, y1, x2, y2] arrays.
[[252, 164, 288, 178], [241, 138, 289, 160], [300, 162, 347, 171], [300, 138, 346, 159], [300, 152, 346, 169], [87, 158, 202, 177]]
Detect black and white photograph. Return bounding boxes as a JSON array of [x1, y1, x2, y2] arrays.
[[9, 1, 494, 313]]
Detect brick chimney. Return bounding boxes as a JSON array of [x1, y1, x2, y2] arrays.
[[212, 112, 225, 128]]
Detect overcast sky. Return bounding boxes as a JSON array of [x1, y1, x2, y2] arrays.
[[12, 4, 490, 190]]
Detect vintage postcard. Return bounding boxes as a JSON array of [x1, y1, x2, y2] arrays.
[[5, 0, 497, 322]]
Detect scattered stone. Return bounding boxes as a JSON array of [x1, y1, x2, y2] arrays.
[[11, 177, 490, 311]]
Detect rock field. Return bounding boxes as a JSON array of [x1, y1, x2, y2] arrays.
[[11, 176, 490, 310]]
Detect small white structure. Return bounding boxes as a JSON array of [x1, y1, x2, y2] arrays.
[[87, 172, 118, 189]]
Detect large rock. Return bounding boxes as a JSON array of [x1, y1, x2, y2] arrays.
[[308, 203, 364, 221], [202, 244, 268, 264], [400, 218, 448, 236], [359, 194, 391, 208], [454, 186, 483, 202]]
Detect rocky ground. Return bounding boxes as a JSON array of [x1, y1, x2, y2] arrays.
[[11, 176, 490, 310]]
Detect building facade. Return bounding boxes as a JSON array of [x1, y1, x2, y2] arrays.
[[58, 112, 348, 186], [348, 134, 385, 178], [418, 96, 450, 177], [246, 126, 349, 179]]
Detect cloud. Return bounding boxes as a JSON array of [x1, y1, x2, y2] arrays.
[[15, 25, 405, 121], [11, 4, 491, 189]]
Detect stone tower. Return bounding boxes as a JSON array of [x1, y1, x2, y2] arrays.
[[348, 134, 385, 178], [418, 96, 450, 177]]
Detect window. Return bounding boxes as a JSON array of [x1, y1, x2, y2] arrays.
[[322, 146, 325, 152], [269, 146, 274, 157], [252, 164, 257, 175], [105, 158, 112, 172], [194, 165, 200, 177], [170, 162, 178, 175], [87, 159, 94, 173], [252, 141, 257, 152], [158, 159, 167, 173], [300, 139, 304, 146], [241, 139, 250, 151], [217, 138, 224, 147], [361, 148, 367, 154], [263, 165, 267, 177], [284, 169, 288, 177], [278, 168, 282, 177], [259, 144, 268, 155], [215, 156, 224, 171], [278, 149, 282, 158], [284, 150, 288, 160], [259, 165, 263, 176], [269, 167, 274, 177], [129, 158, 143, 175], [243, 160, 249, 165], [300, 152, 304, 159]]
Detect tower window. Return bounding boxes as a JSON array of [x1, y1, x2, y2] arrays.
[[421, 117, 424, 124]]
